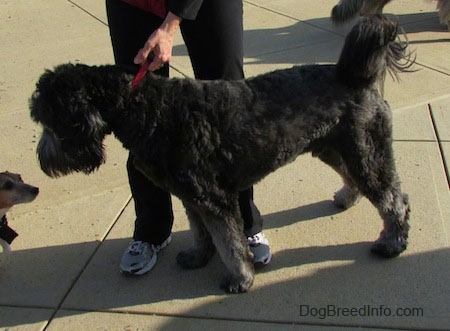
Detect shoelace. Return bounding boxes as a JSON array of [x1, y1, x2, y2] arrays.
[[128, 241, 147, 255]]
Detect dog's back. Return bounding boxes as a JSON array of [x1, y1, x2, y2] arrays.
[[216, 15, 413, 187]]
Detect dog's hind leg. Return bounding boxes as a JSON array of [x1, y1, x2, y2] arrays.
[[339, 138, 410, 258], [334, 185, 362, 209], [370, 189, 410, 258], [177, 203, 216, 269], [315, 149, 362, 209]]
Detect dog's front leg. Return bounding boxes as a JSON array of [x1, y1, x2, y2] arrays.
[[177, 203, 216, 268], [178, 201, 254, 293], [204, 209, 254, 294]]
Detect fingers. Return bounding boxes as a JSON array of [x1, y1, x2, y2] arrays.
[[147, 52, 166, 71], [133, 48, 149, 65], [134, 30, 172, 71], [134, 45, 166, 71], [133, 39, 156, 65]]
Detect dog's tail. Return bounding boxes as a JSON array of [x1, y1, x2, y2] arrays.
[[336, 14, 414, 90], [331, 0, 365, 24]]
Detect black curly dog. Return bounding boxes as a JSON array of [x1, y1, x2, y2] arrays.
[[30, 15, 412, 293]]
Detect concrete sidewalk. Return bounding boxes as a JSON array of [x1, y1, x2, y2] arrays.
[[0, 0, 449, 330]]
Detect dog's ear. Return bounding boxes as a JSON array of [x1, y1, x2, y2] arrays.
[[36, 128, 106, 177]]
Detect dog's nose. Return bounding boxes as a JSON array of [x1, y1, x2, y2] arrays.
[[32, 187, 39, 195]]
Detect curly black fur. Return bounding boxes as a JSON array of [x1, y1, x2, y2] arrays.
[[30, 15, 412, 293]]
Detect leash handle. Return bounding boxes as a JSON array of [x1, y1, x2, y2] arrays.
[[131, 60, 151, 90]]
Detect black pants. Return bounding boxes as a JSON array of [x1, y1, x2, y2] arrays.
[[106, 0, 263, 244]]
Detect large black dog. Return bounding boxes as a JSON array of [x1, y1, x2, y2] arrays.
[[30, 15, 412, 293]]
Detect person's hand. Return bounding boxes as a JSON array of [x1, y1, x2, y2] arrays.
[[134, 12, 181, 72]]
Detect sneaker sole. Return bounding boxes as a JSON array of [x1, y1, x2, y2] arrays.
[[120, 252, 157, 276], [254, 252, 272, 269]]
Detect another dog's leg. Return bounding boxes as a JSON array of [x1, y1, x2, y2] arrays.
[[316, 149, 362, 209], [331, 0, 365, 24], [177, 203, 216, 269], [436, 0, 450, 31], [361, 0, 391, 14]]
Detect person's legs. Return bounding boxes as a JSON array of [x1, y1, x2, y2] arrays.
[[106, 0, 167, 72], [180, 0, 244, 80], [181, 0, 270, 265], [126, 156, 173, 244], [106, 0, 172, 274]]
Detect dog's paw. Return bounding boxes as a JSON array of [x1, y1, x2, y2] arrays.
[[176, 247, 214, 269], [333, 185, 361, 209], [371, 231, 408, 258], [220, 272, 254, 294]]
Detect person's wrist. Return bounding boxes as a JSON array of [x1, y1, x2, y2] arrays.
[[161, 11, 181, 35]]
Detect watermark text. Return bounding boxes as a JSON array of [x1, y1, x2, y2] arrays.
[[299, 304, 424, 320]]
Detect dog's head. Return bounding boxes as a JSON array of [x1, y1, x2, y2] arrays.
[[29, 63, 113, 177], [0, 172, 39, 209], [0, 172, 39, 266]]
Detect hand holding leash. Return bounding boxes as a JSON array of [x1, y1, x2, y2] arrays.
[[133, 12, 181, 72]]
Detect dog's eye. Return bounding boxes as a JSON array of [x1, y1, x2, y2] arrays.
[[1, 180, 13, 190]]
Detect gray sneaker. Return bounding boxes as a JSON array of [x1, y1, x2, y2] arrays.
[[120, 235, 172, 275], [248, 232, 272, 267]]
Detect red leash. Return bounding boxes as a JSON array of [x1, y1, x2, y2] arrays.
[[131, 60, 151, 90]]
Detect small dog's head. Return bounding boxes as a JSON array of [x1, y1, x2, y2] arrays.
[[0, 172, 38, 266], [0, 172, 39, 211], [30, 63, 112, 177]]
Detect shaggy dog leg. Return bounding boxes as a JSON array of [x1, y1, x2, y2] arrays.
[[316, 150, 362, 209], [437, 0, 450, 30], [334, 185, 362, 209], [344, 134, 409, 257], [332, 0, 366, 24], [332, 0, 391, 24], [361, 0, 391, 14], [177, 204, 216, 269], [178, 199, 254, 293], [371, 191, 410, 257], [208, 214, 254, 294], [314, 104, 410, 257]]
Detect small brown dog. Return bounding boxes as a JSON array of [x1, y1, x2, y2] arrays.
[[0, 172, 39, 266], [332, 0, 450, 30]]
